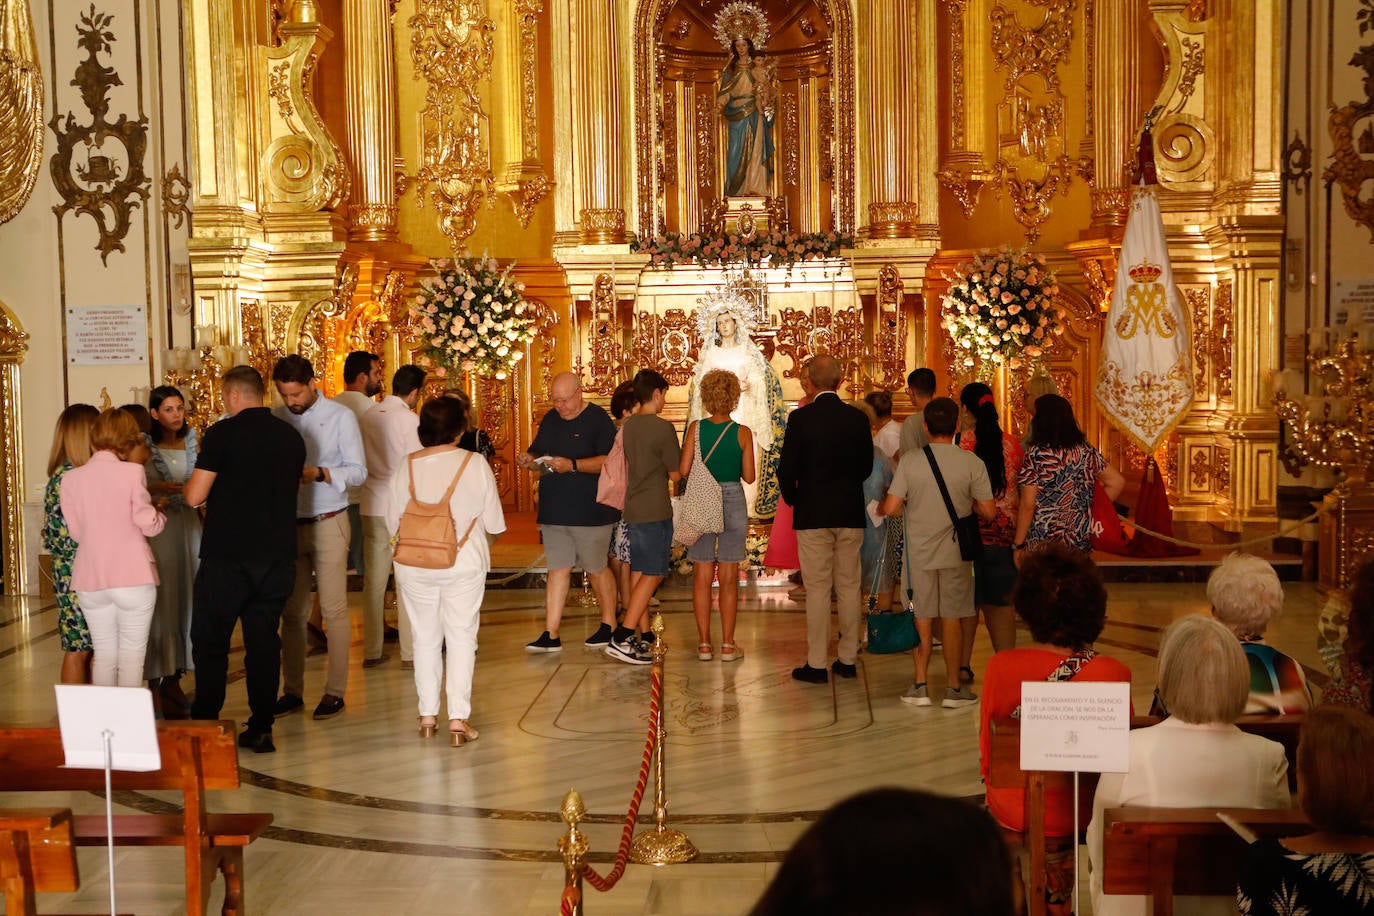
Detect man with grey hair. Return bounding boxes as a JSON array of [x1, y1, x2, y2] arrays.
[[1206, 552, 1312, 714], [517, 372, 619, 651], [777, 355, 875, 683]]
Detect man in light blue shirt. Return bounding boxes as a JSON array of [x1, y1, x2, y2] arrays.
[[270, 355, 367, 721]]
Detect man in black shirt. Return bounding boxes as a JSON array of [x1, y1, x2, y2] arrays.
[[185, 365, 306, 752]]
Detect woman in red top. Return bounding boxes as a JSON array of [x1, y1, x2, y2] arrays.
[[979, 542, 1131, 914]]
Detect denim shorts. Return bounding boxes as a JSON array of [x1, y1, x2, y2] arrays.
[[687, 482, 748, 564], [627, 519, 674, 577]]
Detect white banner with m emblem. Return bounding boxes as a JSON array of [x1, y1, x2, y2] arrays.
[[1094, 187, 1194, 453]]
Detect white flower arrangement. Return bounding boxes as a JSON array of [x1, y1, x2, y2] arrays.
[[410, 257, 535, 381], [940, 247, 1065, 374]]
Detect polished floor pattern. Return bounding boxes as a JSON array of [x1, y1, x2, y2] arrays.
[[0, 577, 1331, 915]]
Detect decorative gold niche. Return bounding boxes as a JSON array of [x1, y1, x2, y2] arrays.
[[0, 299, 28, 596]]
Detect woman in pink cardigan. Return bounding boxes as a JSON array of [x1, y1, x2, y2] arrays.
[[60, 408, 166, 686]]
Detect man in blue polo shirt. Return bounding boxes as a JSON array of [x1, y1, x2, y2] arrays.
[[271, 355, 367, 721]]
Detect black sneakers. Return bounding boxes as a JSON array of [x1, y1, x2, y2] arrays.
[[605, 634, 652, 665], [312, 694, 345, 719], [238, 728, 275, 753], [525, 631, 562, 653], [583, 623, 614, 647], [274, 694, 304, 716]]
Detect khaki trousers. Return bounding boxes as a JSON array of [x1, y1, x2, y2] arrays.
[[796, 527, 863, 669], [281, 512, 351, 698], [362, 515, 411, 661]]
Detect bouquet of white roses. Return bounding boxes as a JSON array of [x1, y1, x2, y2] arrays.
[[411, 257, 535, 381], [941, 247, 1064, 374]]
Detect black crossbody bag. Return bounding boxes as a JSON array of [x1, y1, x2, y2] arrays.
[[923, 445, 983, 562]]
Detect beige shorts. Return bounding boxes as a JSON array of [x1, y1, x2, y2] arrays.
[[906, 565, 976, 620], [541, 524, 614, 573]]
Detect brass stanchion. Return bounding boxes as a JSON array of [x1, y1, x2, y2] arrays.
[[628, 615, 699, 865], [558, 790, 588, 916], [572, 568, 599, 606]]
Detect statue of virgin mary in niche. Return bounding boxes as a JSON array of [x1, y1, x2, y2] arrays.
[[714, 2, 776, 198], [688, 285, 788, 519]]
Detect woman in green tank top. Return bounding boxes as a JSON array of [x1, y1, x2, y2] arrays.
[[679, 370, 756, 662]]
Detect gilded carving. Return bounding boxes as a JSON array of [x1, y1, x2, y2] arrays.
[[817, 84, 834, 183], [1090, 186, 1130, 221], [503, 172, 551, 229], [261, 14, 349, 212], [774, 305, 862, 382], [989, 1, 1074, 92], [580, 207, 625, 243], [1184, 286, 1210, 398], [49, 6, 150, 264], [409, 0, 496, 249], [781, 93, 799, 188], [662, 91, 677, 181], [695, 93, 716, 192], [862, 265, 907, 391], [0, 300, 25, 596], [1283, 131, 1312, 195], [1326, 42, 1374, 239], [1078, 256, 1112, 313], [297, 263, 358, 391], [631, 308, 702, 387], [0, 0, 42, 225], [477, 374, 515, 499], [1148, 10, 1214, 188], [1175, 37, 1205, 108], [496, 0, 549, 226], [989, 156, 1075, 244], [161, 164, 191, 230], [1213, 445, 1231, 494], [1212, 280, 1233, 400], [584, 274, 629, 397], [936, 168, 986, 219], [526, 297, 557, 399], [945, 0, 967, 149]]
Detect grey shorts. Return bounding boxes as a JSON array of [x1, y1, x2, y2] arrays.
[[907, 564, 976, 620], [541, 524, 614, 573], [687, 482, 748, 564]]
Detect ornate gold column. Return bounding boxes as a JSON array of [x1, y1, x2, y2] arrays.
[[1090, 0, 1143, 227], [570, 0, 626, 244], [935, 0, 995, 216], [0, 302, 27, 596], [343, 0, 398, 242], [495, 0, 551, 227], [859, 0, 923, 239]]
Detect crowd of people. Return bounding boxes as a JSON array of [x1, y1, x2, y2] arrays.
[[40, 343, 1374, 912]]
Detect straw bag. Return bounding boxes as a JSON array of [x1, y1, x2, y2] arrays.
[[393, 450, 479, 569], [672, 421, 734, 548]]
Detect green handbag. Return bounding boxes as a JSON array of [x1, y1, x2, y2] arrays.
[[864, 545, 919, 654]]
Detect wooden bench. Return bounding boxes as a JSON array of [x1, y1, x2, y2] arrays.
[[986, 714, 1305, 916], [1101, 806, 1311, 916], [0, 721, 272, 916], [0, 808, 77, 916]]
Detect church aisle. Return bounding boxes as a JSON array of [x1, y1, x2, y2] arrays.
[[0, 579, 1328, 914]]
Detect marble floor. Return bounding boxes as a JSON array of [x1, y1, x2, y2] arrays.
[[0, 574, 1331, 915]]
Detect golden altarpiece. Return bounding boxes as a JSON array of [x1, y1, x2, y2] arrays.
[[162, 0, 1284, 535]]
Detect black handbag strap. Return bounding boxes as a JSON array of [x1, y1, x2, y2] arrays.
[[922, 445, 961, 543]]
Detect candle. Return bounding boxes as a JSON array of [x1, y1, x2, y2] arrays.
[[130, 385, 151, 405], [188, 349, 202, 370], [233, 346, 252, 367], [163, 348, 179, 373], [194, 323, 218, 348]]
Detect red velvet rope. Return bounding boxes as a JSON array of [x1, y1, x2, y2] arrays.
[[559, 884, 579, 916], [577, 664, 663, 894]]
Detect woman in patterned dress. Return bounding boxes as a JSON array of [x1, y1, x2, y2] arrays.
[[1324, 553, 1374, 713], [1012, 394, 1123, 566], [43, 403, 99, 684]]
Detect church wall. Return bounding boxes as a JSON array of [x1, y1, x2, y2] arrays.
[[0, 0, 190, 593]]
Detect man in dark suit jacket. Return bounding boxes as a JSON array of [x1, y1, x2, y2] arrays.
[[777, 355, 875, 683]]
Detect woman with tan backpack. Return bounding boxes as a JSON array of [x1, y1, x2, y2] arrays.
[[386, 397, 506, 746]]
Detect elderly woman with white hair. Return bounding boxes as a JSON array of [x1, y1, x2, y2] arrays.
[[1207, 552, 1312, 714], [1088, 615, 1292, 916]]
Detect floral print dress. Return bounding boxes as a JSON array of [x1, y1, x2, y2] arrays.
[[43, 464, 92, 651]]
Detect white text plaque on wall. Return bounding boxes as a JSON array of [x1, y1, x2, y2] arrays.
[[66, 306, 147, 365], [1018, 681, 1131, 773]]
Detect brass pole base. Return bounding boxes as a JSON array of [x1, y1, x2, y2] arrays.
[[628, 827, 698, 865]]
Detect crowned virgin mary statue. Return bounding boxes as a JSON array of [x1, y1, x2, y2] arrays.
[[688, 284, 788, 518], [714, 2, 776, 198]]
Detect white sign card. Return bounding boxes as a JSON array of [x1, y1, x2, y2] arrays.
[[1018, 680, 1131, 774], [54, 684, 161, 772], [66, 305, 147, 365], [1332, 278, 1374, 326]]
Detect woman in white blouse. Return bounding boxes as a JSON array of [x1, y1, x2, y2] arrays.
[[387, 397, 505, 746], [1088, 614, 1292, 916]]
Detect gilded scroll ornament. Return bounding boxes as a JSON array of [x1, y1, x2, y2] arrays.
[[583, 274, 629, 397], [1282, 131, 1312, 195], [525, 297, 557, 399], [1147, 10, 1214, 188], [409, 0, 496, 250], [49, 6, 150, 264], [945, 0, 967, 149], [989, 1, 1074, 92], [581, 208, 625, 244], [0, 0, 42, 225], [161, 164, 191, 229], [1211, 280, 1233, 401], [631, 308, 702, 387], [774, 305, 862, 382], [862, 265, 908, 392], [936, 168, 987, 219], [1326, 44, 1374, 239], [496, 0, 549, 227], [261, 13, 349, 212], [1184, 286, 1210, 398]]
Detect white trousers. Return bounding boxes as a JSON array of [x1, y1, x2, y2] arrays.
[[362, 514, 412, 661], [77, 585, 157, 687], [394, 550, 485, 720]]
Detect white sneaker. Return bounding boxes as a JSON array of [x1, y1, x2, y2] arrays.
[[604, 636, 652, 666]]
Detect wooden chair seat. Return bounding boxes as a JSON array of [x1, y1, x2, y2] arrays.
[[0, 808, 77, 916], [73, 813, 273, 847]]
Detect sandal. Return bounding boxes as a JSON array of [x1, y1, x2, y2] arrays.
[[697, 642, 713, 661], [450, 720, 479, 747], [418, 716, 437, 738], [720, 643, 743, 663], [959, 666, 975, 684]]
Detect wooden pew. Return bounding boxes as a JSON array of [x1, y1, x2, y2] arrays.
[[986, 714, 1304, 916], [0, 721, 272, 916], [1100, 806, 1311, 916], [0, 808, 77, 916]]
